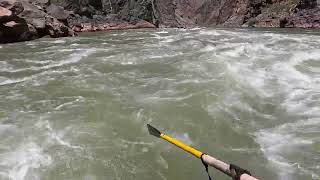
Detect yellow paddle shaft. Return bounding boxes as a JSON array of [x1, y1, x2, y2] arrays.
[[160, 133, 203, 158]]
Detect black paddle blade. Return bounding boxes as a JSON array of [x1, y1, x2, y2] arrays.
[[147, 124, 161, 138]]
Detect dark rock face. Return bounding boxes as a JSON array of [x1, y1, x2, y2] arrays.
[[44, 0, 319, 30], [60, 0, 154, 23], [153, 0, 320, 28], [153, 0, 248, 27], [244, 0, 320, 28], [19, 0, 75, 37], [0, 1, 38, 43], [0, 0, 75, 43], [61, 0, 156, 32], [46, 4, 70, 22], [284, 8, 320, 28], [1, 0, 319, 43]]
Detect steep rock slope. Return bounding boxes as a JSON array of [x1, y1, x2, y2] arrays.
[[153, 0, 320, 28], [0, 0, 75, 43], [1, 0, 319, 43], [53, 0, 156, 32]]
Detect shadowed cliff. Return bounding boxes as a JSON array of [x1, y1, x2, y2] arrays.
[[0, 0, 319, 43]]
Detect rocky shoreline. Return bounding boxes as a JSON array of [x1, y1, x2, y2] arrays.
[[0, 0, 319, 43]]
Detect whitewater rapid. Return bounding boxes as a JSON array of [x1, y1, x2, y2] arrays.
[[0, 28, 319, 180]]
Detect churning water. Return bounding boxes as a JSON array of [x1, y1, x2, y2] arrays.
[[0, 28, 319, 180]]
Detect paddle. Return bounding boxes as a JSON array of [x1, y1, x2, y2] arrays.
[[147, 124, 259, 180]]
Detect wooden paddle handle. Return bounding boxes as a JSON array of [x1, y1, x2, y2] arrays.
[[202, 154, 259, 180], [240, 174, 258, 180]]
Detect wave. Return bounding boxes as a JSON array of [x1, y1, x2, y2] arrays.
[[37, 120, 82, 150], [0, 143, 52, 180], [255, 118, 319, 180], [0, 48, 96, 86]]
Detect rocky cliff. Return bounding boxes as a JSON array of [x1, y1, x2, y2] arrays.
[[153, 0, 320, 28], [0, 0, 76, 43], [57, 0, 319, 28], [0, 0, 319, 43]]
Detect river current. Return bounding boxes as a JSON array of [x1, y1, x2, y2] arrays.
[[0, 28, 319, 180]]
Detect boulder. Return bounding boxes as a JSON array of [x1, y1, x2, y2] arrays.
[[0, 5, 38, 43], [0, 6, 12, 22], [8, 1, 23, 14], [0, 0, 75, 43], [45, 3, 70, 24]]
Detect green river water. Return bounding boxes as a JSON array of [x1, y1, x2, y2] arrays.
[[0, 28, 319, 180]]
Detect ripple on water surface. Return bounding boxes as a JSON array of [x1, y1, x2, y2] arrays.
[[0, 28, 319, 180]]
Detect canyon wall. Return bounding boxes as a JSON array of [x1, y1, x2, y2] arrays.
[[0, 0, 319, 43]]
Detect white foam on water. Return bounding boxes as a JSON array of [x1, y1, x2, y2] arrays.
[[137, 90, 195, 105], [200, 45, 215, 52], [36, 120, 82, 150], [54, 96, 84, 110], [255, 118, 319, 180], [225, 60, 274, 98], [25, 48, 95, 72], [155, 31, 169, 34], [272, 50, 320, 114], [50, 39, 66, 44], [57, 49, 75, 52], [0, 49, 96, 86], [288, 50, 320, 66], [199, 30, 222, 36], [0, 77, 32, 86], [231, 148, 258, 153], [219, 44, 249, 58], [148, 51, 184, 59], [121, 61, 135, 65], [0, 143, 52, 180], [23, 59, 52, 65], [189, 27, 203, 31], [26, 42, 36, 46], [160, 36, 175, 43], [152, 33, 176, 43], [0, 28, 319, 180], [142, 147, 149, 153], [71, 43, 80, 46], [120, 139, 153, 146], [40, 49, 95, 70], [255, 57, 318, 179], [156, 155, 168, 169], [218, 31, 320, 179], [273, 63, 311, 88]]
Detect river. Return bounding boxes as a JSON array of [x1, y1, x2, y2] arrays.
[[0, 28, 319, 180]]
